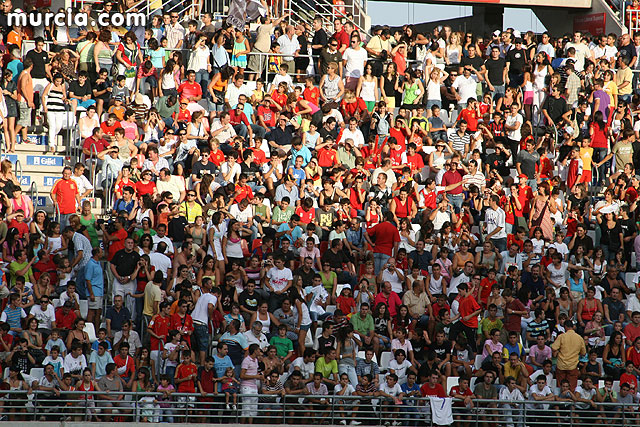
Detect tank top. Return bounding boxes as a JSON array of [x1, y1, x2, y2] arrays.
[[446, 46, 461, 64], [11, 194, 31, 219], [533, 65, 548, 90], [320, 271, 336, 292], [161, 72, 176, 90], [212, 78, 228, 93], [232, 40, 247, 62], [258, 311, 271, 334], [225, 235, 244, 258], [360, 79, 376, 102], [432, 151, 446, 169], [97, 44, 112, 63], [339, 338, 356, 366], [191, 227, 205, 246], [428, 275, 444, 295], [569, 277, 584, 294], [581, 299, 598, 321], [323, 74, 341, 100], [80, 381, 95, 399], [393, 197, 412, 218], [118, 141, 131, 161], [46, 86, 66, 113], [426, 79, 441, 101], [382, 75, 397, 97], [403, 82, 419, 105]]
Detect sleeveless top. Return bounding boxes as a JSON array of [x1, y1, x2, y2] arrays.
[[80, 381, 95, 399], [533, 65, 548, 90], [382, 75, 397, 97], [360, 79, 376, 102], [338, 338, 356, 367], [258, 311, 271, 334], [581, 299, 598, 321], [446, 46, 461, 64], [11, 194, 31, 219], [80, 214, 99, 248], [393, 197, 412, 218], [403, 82, 419, 105], [323, 74, 341, 100], [426, 79, 441, 101], [428, 275, 444, 295], [46, 86, 66, 113]]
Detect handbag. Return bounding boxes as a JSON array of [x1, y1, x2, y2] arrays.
[[531, 200, 549, 228]]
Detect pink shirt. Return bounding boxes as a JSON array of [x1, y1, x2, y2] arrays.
[[528, 345, 553, 366], [482, 339, 503, 359], [240, 355, 259, 389]]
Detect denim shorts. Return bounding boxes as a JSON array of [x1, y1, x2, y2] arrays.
[[194, 323, 209, 352]]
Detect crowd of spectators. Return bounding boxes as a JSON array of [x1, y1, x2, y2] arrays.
[[0, 0, 639, 424]]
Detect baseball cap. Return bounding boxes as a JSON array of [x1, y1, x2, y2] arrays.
[[518, 173, 528, 179], [514, 37, 523, 44], [493, 30, 501, 37]]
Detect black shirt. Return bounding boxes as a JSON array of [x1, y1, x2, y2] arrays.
[[620, 217, 636, 241], [486, 151, 510, 176], [168, 216, 188, 242], [571, 234, 594, 255], [25, 49, 49, 79], [506, 48, 527, 74], [238, 290, 263, 313], [105, 305, 132, 332], [293, 266, 315, 287], [408, 250, 432, 271], [317, 334, 336, 355], [240, 161, 261, 182], [69, 80, 92, 98], [312, 28, 328, 57], [484, 57, 506, 85], [319, 126, 339, 142], [274, 248, 296, 264], [111, 249, 141, 276], [619, 44, 636, 64], [460, 55, 484, 75], [192, 160, 217, 179], [319, 48, 342, 76], [429, 340, 451, 362], [220, 285, 237, 313], [541, 96, 569, 124], [268, 125, 295, 147], [321, 248, 349, 270]]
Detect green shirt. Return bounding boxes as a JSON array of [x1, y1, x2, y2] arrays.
[[350, 313, 374, 336], [156, 96, 179, 119], [315, 356, 338, 379], [8, 261, 32, 285], [269, 335, 293, 358], [134, 228, 157, 240], [272, 206, 294, 224]]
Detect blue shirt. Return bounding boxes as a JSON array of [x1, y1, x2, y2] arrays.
[[85, 258, 104, 297], [287, 166, 306, 186], [213, 354, 234, 391], [6, 60, 23, 83], [291, 146, 312, 166], [89, 350, 114, 379], [277, 223, 303, 244]]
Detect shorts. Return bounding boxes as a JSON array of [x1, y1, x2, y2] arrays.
[[194, 323, 209, 352], [18, 101, 32, 127], [523, 90, 534, 105], [88, 296, 103, 310], [178, 395, 196, 408], [241, 386, 259, 417]]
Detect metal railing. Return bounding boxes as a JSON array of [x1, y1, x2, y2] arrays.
[[30, 181, 39, 209], [14, 159, 23, 184], [88, 143, 99, 209], [0, 390, 637, 425]]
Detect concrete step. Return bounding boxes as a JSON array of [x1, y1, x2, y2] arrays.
[[1, 152, 70, 174]]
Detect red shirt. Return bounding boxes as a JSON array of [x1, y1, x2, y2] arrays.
[[389, 127, 408, 151], [113, 354, 136, 379], [516, 185, 533, 215], [176, 362, 198, 392], [317, 147, 338, 168], [505, 299, 526, 332], [8, 220, 29, 239], [170, 313, 194, 346], [441, 170, 464, 195], [340, 98, 367, 119], [173, 108, 191, 122], [257, 105, 277, 127], [624, 323, 640, 345], [450, 385, 474, 406], [82, 136, 109, 154], [55, 307, 77, 330], [620, 372, 638, 391], [478, 278, 497, 306], [177, 81, 202, 100], [367, 221, 400, 256], [506, 234, 524, 251], [420, 382, 446, 398], [373, 291, 402, 317], [405, 153, 425, 172], [303, 86, 320, 107], [135, 180, 156, 197], [108, 228, 129, 261], [270, 91, 287, 108], [229, 110, 250, 127], [420, 188, 437, 210], [100, 121, 121, 137], [51, 178, 79, 215], [234, 184, 254, 203], [295, 206, 315, 224], [248, 148, 267, 165], [334, 29, 350, 51], [459, 294, 481, 328], [149, 314, 171, 351], [209, 149, 226, 166], [459, 108, 479, 131]]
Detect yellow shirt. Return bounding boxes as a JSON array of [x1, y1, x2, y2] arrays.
[[616, 67, 633, 96], [180, 201, 203, 224], [143, 282, 163, 317], [551, 329, 587, 370], [580, 147, 593, 171]]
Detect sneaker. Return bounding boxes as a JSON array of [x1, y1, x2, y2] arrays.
[[384, 422, 391, 426], [340, 420, 347, 425], [350, 421, 362, 426], [231, 404, 237, 410], [226, 404, 231, 410], [392, 421, 400, 426]]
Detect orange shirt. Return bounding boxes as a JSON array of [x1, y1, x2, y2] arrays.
[[51, 178, 78, 215]]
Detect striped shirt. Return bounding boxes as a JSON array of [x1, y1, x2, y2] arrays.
[[449, 130, 470, 153], [463, 171, 486, 190], [1, 305, 26, 329], [45, 87, 66, 113]]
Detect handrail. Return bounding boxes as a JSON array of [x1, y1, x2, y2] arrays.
[[30, 181, 39, 206], [14, 158, 23, 184], [89, 143, 98, 209]]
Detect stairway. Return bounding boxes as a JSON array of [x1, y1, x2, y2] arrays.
[[1, 139, 103, 217]]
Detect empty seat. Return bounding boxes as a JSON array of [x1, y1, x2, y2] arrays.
[[304, 331, 313, 348], [380, 351, 393, 370], [79, 300, 88, 319], [474, 355, 483, 370], [84, 322, 97, 343], [325, 305, 336, 315], [625, 272, 637, 292], [446, 376, 459, 394], [29, 367, 44, 379]]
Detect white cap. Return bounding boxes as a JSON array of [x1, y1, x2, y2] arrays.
[[564, 126, 574, 135], [493, 30, 501, 36], [513, 30, 521, 38]]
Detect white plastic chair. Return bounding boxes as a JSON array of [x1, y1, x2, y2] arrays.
[[79, 300, 89, 319], [84, 322, 97, 343], [380, 351, 393, 370], [446, 376, 459, 394], [29, 367, 44, 379]]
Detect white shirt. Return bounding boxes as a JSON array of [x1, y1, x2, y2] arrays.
[[452, 75, 477, 104], [341, 127, 365, 147], [626, 293, 640, 313], [244, 330, 269, 350], [505, 113, 523, 141], [219, 161, 242, 184], [276, 34, 300, 61], [565, 42, 590, 71], [485, 207, 507, 239], [343, 47, 368, 78], [191, 292, 218, 324], [72, 174, 93, 198], [527, 384, 553, 409], [269, 73, 294, 93], [229, 203, 253, 223], [152, 234, 174, 253], [266, 267, 293, 292], [149, 252, 172, 277], [225, 84, 252, 108], [537, 42, 555, 59], [63, 353, 87, 375], [29, 304, 56, 330]]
